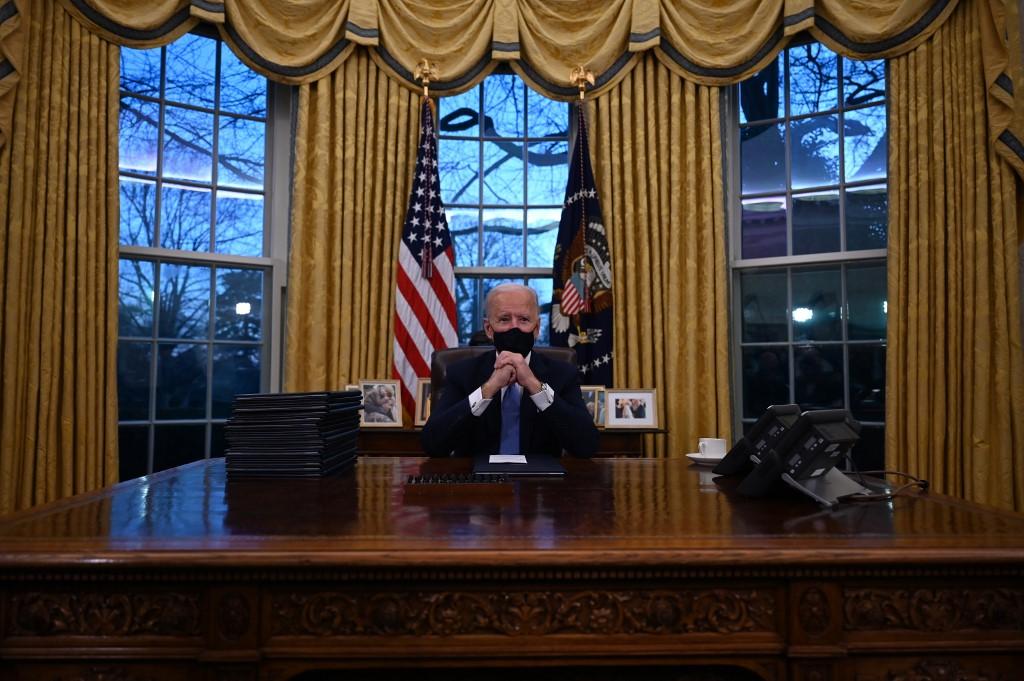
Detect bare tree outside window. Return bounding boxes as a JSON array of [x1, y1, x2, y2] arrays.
[[732, 43, 888, 470], [117, 32, 274, 480], [438, 73, 570, 343]]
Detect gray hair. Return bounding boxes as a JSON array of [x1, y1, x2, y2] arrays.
[[484, 283, 539, 320]]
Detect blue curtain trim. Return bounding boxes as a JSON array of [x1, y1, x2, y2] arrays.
[[996, 72, 1013, 96], [190, 0, 224, 15], [345, 21, 378, 39], [224, 22, 350, 78], [492, 41, 519, 53], [0, 59, 11, 80], [629, 28, 661, 44], [998, 130, 1024, 163], [375, 45, 491, 92], [516, 49, 634, 96], [812, 0, 953, 54], [658, 25, 783, 78], [66, 0, 191, 42], [783, 7, 816, 26], [0, 1, 16, 25]]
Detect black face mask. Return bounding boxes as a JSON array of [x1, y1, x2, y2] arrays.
[[492, 327, 536, 357]]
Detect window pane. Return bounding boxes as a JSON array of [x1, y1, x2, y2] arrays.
[[527, 88, 568, 138], [527, 277, 553, 346], [439, 139, 479, 205], [455, 277, 479, 342], [792, 190, 840, 255], [739, 54, 783, 124], [215, 268, 263, 340], [526, 140, 568, 204], [447, 207, 479, 267], [155, 343, 207, 419], [741, 197, 787, 259], [158, 263, 210, 339], [844, 106, 887, 183], [439, 87, 480, 137], [119, 179, 157, 247], [153, 424, 206, 472], [212, 345, 260, 418], [847, 262, 887, 340], [844, 59, 885, 107], [483, 74, 523, 137], [794, 344, 844, 410], [118, 425, 149, 481], [789, 44, 838, 115], [210, 423, 228, 458], [740, 123, 786, 194], [119, 258, 155, 336], [526, 208, 560, 267], [120, 47, 161, 97], [481, 208, 523, 267], [740, 270, 788, 342], [160, 184, 211, 251], [218, 115, 266, 189], [849, 344, 885, 422], [220, 43, 266, 117], [215, 190, 263, 255], [846, 185, 888, 251], [163, 105, 214, 182], [483, 140, 524, 204], [742, 346, 790, 418], [119, 97, 159, 176], [165, 33, 216, 108], [791, 266, 842, 341], [117, 341, 151, 420], [790, 114, 839, 189]]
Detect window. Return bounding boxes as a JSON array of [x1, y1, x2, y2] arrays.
[[730, 43, 888, 469], [437, 72, 570, 343], [117, 31, 289, 480]]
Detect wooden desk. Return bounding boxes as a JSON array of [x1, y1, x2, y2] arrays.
[[358, 427, 660, 457], [1, 457, 1022, 681]]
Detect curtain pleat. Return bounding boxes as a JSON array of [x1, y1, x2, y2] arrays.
[[0, 0, 118, 514], [590, 55, 730, 458], [285, 49, 418, 394], [887, 0, 1024, 511]]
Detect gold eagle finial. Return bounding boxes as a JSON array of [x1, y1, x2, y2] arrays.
[[570, 65, 595, 101], [415, 59, 439, 98]]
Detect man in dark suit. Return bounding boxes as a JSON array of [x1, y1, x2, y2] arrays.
[[421, 284, 598, 458]]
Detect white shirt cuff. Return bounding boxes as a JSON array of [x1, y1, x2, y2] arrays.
[[468, 387, 491, 416], [529, 383, 554, 412]]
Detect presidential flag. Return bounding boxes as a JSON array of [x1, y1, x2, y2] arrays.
[[393, 100, 458, 418], [550, 104, 614, 387]]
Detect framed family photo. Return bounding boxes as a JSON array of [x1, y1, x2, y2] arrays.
[[359, 379, 401, 427], [579, 385, 605, 427], [604, 389, 658, 428], [414, 378, 432, 426]]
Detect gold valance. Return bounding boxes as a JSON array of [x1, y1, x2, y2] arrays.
[[2, 0, 1021, 174]]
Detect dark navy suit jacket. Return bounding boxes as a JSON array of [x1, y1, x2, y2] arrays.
[[420, 350, 598, 458]]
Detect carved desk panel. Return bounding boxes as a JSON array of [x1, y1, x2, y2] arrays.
[[1, 457, 1022, 681]]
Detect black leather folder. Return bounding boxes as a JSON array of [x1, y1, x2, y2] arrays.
[[472, 454, 566, 477]]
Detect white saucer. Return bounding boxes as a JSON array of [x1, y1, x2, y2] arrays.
[[685, 452, 723, 466]]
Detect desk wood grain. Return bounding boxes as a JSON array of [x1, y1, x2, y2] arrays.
[[1, 457, 1022, 681]]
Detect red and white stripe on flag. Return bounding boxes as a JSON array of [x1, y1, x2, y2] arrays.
[[393, 101, 458, 419], [560, 279, 585, 316]]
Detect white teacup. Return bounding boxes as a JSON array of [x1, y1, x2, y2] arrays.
[[697, 437, 727, 457]]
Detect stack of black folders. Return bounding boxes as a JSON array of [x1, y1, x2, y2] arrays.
[[225, 390, 362, 479]]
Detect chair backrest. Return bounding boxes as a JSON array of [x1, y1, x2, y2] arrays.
[[430, 346, 577, 400]]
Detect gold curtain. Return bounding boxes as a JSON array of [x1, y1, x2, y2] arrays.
[[285, 48, 419, 394], [52, 0, 969, 88], [589, 55, 730, 458], [887, 0, 1024, 511], [0, 0, 119, 515]]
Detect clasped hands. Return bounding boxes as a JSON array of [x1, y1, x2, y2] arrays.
[[481, 351, 543, 399]]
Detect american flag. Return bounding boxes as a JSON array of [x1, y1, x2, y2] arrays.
[[392, 100, 457, 418]]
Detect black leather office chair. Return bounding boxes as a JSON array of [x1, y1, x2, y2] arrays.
[[429, 345, 577, 400]]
